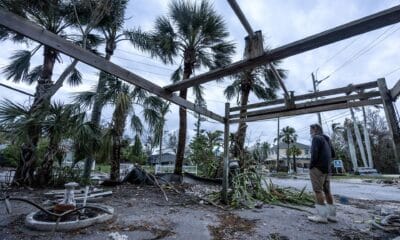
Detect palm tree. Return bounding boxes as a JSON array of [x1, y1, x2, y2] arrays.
[[225, 60, 286, 168], [288, 144, 301, 173], [36, 103, 86, 185], [0, 0, 110, 185], [0, 100, 41, 185], [279, 126, 297, 172], [129, 0, 235, 175], [144, 100, 170, 165], [76, 78, 160, 181]]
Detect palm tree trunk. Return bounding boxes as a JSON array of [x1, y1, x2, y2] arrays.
[[235, 77, 251, 169], [13, 46, 57, 186], [350, 108, 368, 167], [175, 89, 188, 175], [287, 143, 290, 172], [109, 109, 127, 182], [293, 154, 297, 173], [84, 39, 116, 180], [174, 55, 193, 175], [362, 106, 374, 168], [37, 139, 58, 186]]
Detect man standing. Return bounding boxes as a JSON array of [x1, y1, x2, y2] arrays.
[[308, 124, 337, 223]]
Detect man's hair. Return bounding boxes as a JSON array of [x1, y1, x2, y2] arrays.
[[310, 123, 323, 134]]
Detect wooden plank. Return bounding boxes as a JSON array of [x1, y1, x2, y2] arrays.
[[0, 9, 224, 123], [390, 79, 400, 100], [229, 99, 382, 123], [230, 81, 378, 112], [377, 78, 400, 167], [227, 0, 254, 37], [230, 91, 381, 119], [164, 5, 400, 92]]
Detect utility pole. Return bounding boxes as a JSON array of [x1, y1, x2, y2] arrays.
[[311, 73, 323, 127], [276, 117, 280, 170]]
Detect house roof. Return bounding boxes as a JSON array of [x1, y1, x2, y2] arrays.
[[148, 153, 176, 164], [271, 142, 310, 150]]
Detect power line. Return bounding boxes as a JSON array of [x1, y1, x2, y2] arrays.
[[326, 24, 400, 78], [113, 55, 176, 71]]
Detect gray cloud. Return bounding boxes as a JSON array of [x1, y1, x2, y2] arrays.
[[1, 0, 399, 147]]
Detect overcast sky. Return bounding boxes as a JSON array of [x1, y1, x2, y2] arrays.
[[0, 0, 400, 147]]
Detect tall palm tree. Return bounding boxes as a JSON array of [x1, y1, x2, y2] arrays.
[[279, 126, 297, 171], [225, 60, 287, 168], [0, 0, 110, 185], [129, 0, 235, 175], [76, 78, 160, 181], [83, 0, 154, 179], [144, 100, 170, 164], [288, 144, 301, 173]]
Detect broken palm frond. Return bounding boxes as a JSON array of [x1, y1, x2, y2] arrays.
[[209, 169, 314, 209]]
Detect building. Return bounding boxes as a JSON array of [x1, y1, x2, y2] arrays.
[[148, 153, 176, 166], [267, 142, 311, 169]]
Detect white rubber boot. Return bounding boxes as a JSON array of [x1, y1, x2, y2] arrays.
[[308, 204, 328, 223], [327, 204, 337, 222]]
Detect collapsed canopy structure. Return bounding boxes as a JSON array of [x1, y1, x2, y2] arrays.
[[1, 1, 399, 201]]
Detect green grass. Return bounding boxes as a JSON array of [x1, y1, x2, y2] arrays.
[[96, 164, 110, 173]]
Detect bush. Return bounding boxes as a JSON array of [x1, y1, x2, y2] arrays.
[[0, 145, 19, 168]]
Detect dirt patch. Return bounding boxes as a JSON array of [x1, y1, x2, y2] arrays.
[[208, 213, 257, 240], [267, 233, 290, 240], [100, 220, 175, 240]]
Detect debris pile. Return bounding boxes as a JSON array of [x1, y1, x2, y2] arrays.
[[208, 170, 315, 208]]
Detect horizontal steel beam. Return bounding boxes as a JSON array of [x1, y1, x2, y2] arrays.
[[0, 9, 224, 122], [165, 5, 400, 92]]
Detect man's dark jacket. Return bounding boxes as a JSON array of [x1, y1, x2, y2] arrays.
[[310, 134, 335, 173]]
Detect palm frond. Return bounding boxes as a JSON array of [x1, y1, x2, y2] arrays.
[[130, 114, 143, 135], [73, 91, 97, 109], [25, 65, 42, 85], [2, 50, 32, 83], [224, 84, 238, 101], [171, 66, 182, 83], [67, 67, 83, 87]]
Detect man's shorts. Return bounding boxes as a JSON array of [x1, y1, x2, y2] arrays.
[[310, 167, 331, 193]]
